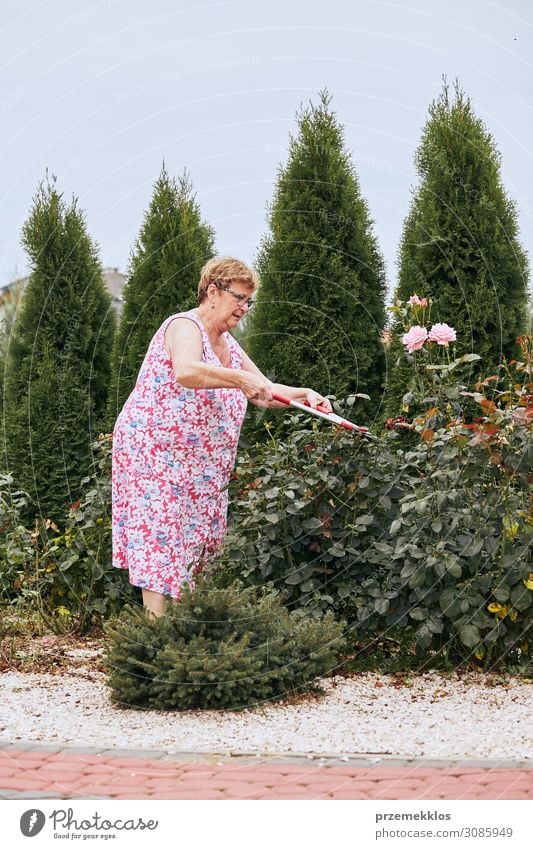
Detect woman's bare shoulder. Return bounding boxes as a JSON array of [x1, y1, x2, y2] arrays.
[[164, 315, 203, 358]]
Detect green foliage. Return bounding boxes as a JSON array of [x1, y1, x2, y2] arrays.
[[0, 474, 35, 601], [0, 436, 137, 633], [3, 176, 116, 525], [247, 90, 387, 439], [36, 434, 138, 631], [215, 338, 532, 670], [105, 579, 346, 710], [106, 165, 215, 428], [385, 80, 529, 418]]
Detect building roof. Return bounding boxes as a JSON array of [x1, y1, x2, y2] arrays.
[[0, 268, 126, 310]]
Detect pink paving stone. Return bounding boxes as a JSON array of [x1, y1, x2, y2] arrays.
[[361, 768, 441, 779], [62, 785, 114, 796], [117, 768, 184, 779], [103, 784, 163, 796], [472, 771, 533, 783], [35, 760, 92, 773], [0, 777, 52, 791], [482, 778, 533, 793], [97, 775, 145, 788], [112, 794, 154, 800], [0, 766, 18, 776], [472, 782, 532, 795], [236, 764, 321, 775], [44, 755, 102, 764], [327, 780, 380, 791], [216, 770, 307, 782], [71, 773, 118, 787], [255, 791, 331, 800], [177, 766, 218, 774], [223, 784, 278, 798], [5, 759, 55, 772], [145, 780, 212, 790], [150, 791, 226, 800], [1, 751, 56, 761], [374, 779, 426, 789], [483, 792, 531, 800], [329, 792, 372, 800], [141, 781, 189, 792], [296, 781, 359, 793], [439, 768, 494, 776], [23, 770, 81, 785], [76, 765, 130, 776]]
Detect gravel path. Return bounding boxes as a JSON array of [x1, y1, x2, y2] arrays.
[[1, 657, 531, 760]]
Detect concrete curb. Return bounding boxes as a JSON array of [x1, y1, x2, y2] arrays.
[[0, 741, 531, 769]]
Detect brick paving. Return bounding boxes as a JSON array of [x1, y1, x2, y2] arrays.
[[0, 744, 531, 800]]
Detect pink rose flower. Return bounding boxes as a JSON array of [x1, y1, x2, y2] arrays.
[[408, 294, 428, 307], [401, 325, 428, 353], [428, 323, 456, 345]]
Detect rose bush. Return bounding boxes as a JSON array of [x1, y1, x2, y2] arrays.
[[214, 319, 532, 670]]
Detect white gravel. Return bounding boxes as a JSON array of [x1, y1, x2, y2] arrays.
[[1, 662, 531, 760]]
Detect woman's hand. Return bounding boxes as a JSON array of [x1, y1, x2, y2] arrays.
[[238, 371, 274, 404], [303, 389, 333, 413]]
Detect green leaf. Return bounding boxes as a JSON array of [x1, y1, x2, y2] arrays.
[[302, 517, 323, 530], [458, 353, 481, 364], [409, 607, 427, 621], [265, 513, 279, 524], [374, 598, 389, 615], [459, 624, 480, 648], [285, 572, 303, 585], [463, 539, 484, 557], [390, 519, 402, 535], [374, 542, 393, 554], [445, 559, 462, 579]]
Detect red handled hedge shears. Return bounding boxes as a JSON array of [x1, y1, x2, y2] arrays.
[[272, 392, 378, 441]]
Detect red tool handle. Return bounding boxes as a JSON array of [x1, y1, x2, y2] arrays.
[[271, 391, 372, 436]]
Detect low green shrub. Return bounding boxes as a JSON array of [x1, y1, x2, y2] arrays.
[[104, 578, 346, 710]]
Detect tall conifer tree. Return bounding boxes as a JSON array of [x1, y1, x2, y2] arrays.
[[106, 165, 215, 426], [386, 80, 529, 416], [247, 91, 387, 424], [4, 176, 115, 523]]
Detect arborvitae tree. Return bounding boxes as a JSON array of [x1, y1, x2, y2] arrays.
[[3, 176, 115, 524], [385, 80, 530, 417], [106, 165, 215, 427], [247, 90, 387, 427]]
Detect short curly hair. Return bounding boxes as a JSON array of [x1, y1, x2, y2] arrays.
[[197, 256, 259, 304]]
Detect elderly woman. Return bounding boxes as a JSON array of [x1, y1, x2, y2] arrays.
[[112, 256, 332, 617]]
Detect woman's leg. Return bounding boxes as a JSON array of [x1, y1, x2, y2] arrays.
[[142, 588, 166, 618]]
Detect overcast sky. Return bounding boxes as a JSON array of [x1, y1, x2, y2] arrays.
[[1, 0, 531, 295]]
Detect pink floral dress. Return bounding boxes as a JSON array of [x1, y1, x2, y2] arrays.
[[111, 309, 247, 597]]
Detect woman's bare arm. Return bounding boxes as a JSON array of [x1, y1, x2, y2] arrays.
[[239, 349, 331, 410], [165, 318, 273, 403]]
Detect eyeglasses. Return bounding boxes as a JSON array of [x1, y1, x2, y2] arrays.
[[213, 281, 255, 309]]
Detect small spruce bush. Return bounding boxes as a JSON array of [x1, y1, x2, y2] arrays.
[[104, 579, 346, 710]]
